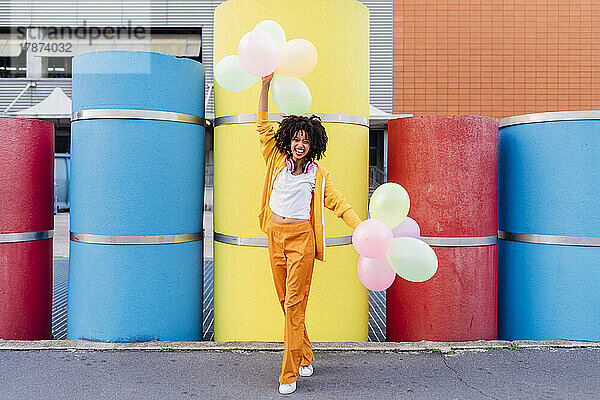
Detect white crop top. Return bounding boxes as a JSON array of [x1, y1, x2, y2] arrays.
[[269, 167, 317, 220]]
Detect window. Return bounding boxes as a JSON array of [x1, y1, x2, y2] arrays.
[[0, 48, 26, 78], [369, 129, 384, 167], [44, 56, 72, 78]]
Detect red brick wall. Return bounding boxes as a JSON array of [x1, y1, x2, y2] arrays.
[[393, 0, 600, 117]]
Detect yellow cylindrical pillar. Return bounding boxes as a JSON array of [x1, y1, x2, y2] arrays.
[[213, 0, 369, 341]]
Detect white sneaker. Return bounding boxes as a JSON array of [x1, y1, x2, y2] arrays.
[[299, 363, 314, 377], [279, 381, 297, 395]]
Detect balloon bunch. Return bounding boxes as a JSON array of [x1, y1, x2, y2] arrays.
[[352, 183, 439, 291], [214, 20, 318, 115]]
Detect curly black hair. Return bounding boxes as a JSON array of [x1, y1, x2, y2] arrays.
[[274, 115, 328, 161]]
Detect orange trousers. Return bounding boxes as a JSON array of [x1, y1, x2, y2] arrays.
[[267, 219, 316, 384]]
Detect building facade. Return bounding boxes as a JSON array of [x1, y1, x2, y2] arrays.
[[393, 0, 600, 117], [0, 0, 393, 122], [0, 0, 393, 190]]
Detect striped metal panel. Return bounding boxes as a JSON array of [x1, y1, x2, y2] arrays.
[[368, 290, 386, 342], [360, 0, 393, 114], [198, 0, 225, 116], [51, 257, 69, 340], [0, 0, 391, 116], [202, 258, 214, 341], [0, 1, 171, 26], [0, 78, 71, 112]]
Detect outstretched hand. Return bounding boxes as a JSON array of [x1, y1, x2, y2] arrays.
[[262, 73, 274, 86]]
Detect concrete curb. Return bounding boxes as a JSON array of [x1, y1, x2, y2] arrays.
[[1, 339, 599, 352]]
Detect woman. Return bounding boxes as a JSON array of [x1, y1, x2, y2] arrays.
[[257, 73, 362, 395]]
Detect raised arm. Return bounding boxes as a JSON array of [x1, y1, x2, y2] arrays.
[[259, 73, 273, 112], [257, 73, 280, 164]]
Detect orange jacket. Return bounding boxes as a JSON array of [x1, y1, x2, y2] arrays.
[[257, 111, 361, 262]]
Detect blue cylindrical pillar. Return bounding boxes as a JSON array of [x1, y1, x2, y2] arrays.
[[498, 111, 600, 341], [68, 51, 205, 342]]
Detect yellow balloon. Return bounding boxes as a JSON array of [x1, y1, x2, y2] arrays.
[[369, 182, 410, 229], [275, 38, 318, 78]]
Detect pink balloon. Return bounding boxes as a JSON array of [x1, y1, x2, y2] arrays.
[[237, 30, 279, 77], [391, 216, 421, 239], [357, 256, 396, 291], [352, 218, 393, 258]]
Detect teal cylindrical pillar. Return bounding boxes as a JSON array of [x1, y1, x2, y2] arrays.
[[498, 111, 600, 341], [68, 51, 205, 342]]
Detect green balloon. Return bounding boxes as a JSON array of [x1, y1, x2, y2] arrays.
[[214, 55, 259, 92], [369, 182, 410, 229], [270, 74, 312, 115], [254, 20, 287, 50], [385, 237, 438, 282]]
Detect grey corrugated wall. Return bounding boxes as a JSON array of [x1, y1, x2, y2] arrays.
[[360, 0, 393, 113]]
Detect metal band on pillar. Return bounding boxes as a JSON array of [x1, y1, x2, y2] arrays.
[[499, 110, 600, 128], [420, 235, 497, 247], [498, 230, 600, 247], [70, 231, 204, 245], [0, 230, 54, 244], [72, 109, 206, 126], [214, 232, 352, 247], [214, 112, 369, 128]]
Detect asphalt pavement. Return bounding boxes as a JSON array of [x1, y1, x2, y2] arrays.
[[1, 347, 600, 399]]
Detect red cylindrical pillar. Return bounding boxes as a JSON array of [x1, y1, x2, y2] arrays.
[[0, 117, 54, 340], [386, 115, 498, 342]]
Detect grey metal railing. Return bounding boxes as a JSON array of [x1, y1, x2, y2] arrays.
[[54, 153, 70, 211], [205, 164, 213, 187], [369, 166, 386, 196]]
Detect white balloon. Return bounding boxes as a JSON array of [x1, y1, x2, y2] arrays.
[[254, 20, 287, 50], [237, 30, 279, 77]]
